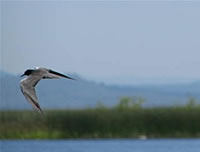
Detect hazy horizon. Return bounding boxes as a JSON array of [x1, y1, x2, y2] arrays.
[[1, 69, 200, 86], [1, 1, 200, 85]]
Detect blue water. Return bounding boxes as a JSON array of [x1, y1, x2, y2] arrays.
[[0, 139, 200, 152]]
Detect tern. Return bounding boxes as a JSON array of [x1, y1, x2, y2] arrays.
[[20, 67, 75, 114]]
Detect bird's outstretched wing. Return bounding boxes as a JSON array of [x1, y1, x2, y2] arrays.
[[43, 69, 75, 80], [49, 69, 75, 79], [20, 81, 43, 114]]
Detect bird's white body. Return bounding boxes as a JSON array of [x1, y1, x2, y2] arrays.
[[20, 67, 74, 114]]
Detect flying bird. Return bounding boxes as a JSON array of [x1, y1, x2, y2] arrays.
[[20, 67, 75, 114]]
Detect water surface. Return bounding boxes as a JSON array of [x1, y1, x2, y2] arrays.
[[1, 139, 200, 152]]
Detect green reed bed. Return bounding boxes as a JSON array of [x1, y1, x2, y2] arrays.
[[1, 98, 200, 139]]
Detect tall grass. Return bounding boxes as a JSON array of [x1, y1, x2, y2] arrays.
[[1, 97, 200, 139]]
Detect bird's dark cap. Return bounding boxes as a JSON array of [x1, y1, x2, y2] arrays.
[[21, 69, 34, 77]]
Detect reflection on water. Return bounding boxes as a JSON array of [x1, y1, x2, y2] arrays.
[[1, 139, 200, 152]]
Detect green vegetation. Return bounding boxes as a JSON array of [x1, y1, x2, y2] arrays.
[[1, 97, 200, 139]]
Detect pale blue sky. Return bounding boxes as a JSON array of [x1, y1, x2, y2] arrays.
[[1, 1, 200, 84]]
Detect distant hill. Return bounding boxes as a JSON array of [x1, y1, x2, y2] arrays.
[[1, 71, 200, 110]]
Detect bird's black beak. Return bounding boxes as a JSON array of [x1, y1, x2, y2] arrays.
[[20, 74, 25, 77]]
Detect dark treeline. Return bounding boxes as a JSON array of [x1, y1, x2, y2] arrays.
[[1, 97, 200, 139]]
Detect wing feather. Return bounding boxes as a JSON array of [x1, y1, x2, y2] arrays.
[[48, 69, 75, 80], [20, 82, 43, 114]]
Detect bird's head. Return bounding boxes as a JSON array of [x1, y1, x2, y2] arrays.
[[21, 69, 34, 77]]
